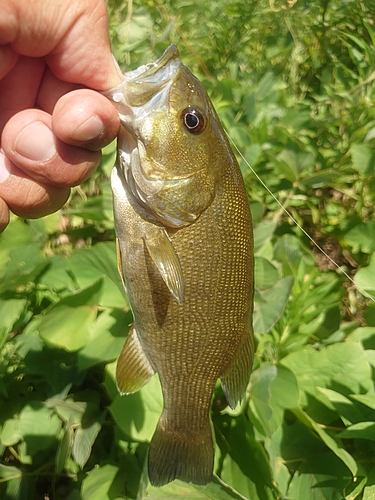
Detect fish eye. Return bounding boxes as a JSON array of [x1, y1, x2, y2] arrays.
[[181, 108, 206, 134]]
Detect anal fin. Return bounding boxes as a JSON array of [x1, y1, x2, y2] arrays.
[[220, 326, 254, 409], [116, 326, 155, 395]]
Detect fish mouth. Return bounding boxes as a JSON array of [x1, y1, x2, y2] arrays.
[[104, 45, 181, 111]]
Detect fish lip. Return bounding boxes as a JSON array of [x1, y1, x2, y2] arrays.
[[103, 45, 181, 111], [130, 44, 180, 81]]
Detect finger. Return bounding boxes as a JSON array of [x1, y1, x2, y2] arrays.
[[2, 0, 123, 89], [0, 45, 19, 80], [52, 89, 120, 150], [36, 67, 81, 115], [0, 197, 10, 232], [0, 56, 46, 132], [2, 109, 102, 187], [0, 152, 70, 219]]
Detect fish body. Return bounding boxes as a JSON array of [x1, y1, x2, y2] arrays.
[[105, 45, 254, 487]]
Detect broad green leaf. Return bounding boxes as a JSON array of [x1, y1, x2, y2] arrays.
[[0, 298, 27, 349], [253, 276, 294, 334], [264, 426, 291, 496], [345, 222, 375, 254], [81, 464, 123, 500], [141, 475, 249, 500], [276, 148, 315, 180], [347, 326, 375, 343], [317, 388, 364, 424], [363, 464, 375, 500], [249, 364, 299, 436], [253, 220, 277, 252], [345, 477, 367, 500], [1, 403, 61, 459], [351, 143, 375, 174], [338, 421, 375, 440], [56, 417, 74, 473], [39, 280, 102, 351], [72, 420, 102, 468], [68, 243, 128, 308], [0, 245, 49, 293], [38, 255, 76, 292], [254, 256, 279, 290], [220, 455, 277, 500], [351, 394, 375, 411], [287, 452, 352, 500], [292, 408, 357, 475], [77, 308, 132, 370], [274, 234, 314, 276], [109, 375, 163, 442], [217, 415, 277, 499], [0, 219, 35, 275], [355, 252, 375, 292], [281, 342, 371, 397]]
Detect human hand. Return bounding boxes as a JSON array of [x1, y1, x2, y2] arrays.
[[0, 0, 123, 232]]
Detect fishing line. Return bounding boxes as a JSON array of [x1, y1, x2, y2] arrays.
[[226, 132, 375, 304]]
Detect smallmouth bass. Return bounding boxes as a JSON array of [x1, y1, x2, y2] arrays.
[[105, 45, 254, 487]]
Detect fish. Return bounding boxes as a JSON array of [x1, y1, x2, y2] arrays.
[[104, 44, 254, 487]]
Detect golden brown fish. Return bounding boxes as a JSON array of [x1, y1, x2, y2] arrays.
[[105, 45, 254, 487]]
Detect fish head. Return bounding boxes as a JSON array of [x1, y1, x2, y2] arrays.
[[105, 45, 226, 228]]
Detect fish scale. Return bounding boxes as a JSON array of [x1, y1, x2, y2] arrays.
[[106, 44, 254, 487]]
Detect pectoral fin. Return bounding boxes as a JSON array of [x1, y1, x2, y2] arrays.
[[116, 326, 155, 395], [144, 227, 184, 304], [220, 327, 254, 409]]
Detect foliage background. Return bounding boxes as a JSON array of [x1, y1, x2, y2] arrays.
[[1, 0, 375, 498]]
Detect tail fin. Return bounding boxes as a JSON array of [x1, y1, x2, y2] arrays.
[[148, 414, 214, 487]]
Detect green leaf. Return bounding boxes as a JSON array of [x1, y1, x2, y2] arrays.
[[77, 308, 132, 370], [287, 452, 351, 500], [254, 257, 279, 290], [351, 143, 375, 174], [338, 421, 375, 441], [141, 475, 249, 499], [281, 342, 371, 398], [56, 417, 74, 473], [274, 234, 314, 276], [292, 408, 357, 475], [109, 375, 163, 442], [355, 252, 375, 292], [81, 464, 123, 500], [253, 220, 277, 252], [249, 364, 299, 436], [72, 419, 102, 468], [253, 276, 294, 334], [0, 298, 27, 349], [39, 280, 102, 351], [0, 245, 49, 293], [68, 243, 128, 308], [345, 222, 375, 254], [0, 219, 35, 275], [217, 415, 277, 499], [351, 394, 375, 411]]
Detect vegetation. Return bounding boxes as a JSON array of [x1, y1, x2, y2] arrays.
[[1, 0, 375, 498]]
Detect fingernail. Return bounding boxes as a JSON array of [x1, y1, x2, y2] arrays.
[[15, 121, 56, 162], [0, 152, 11, 183], [73, 115, 104, 142]]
